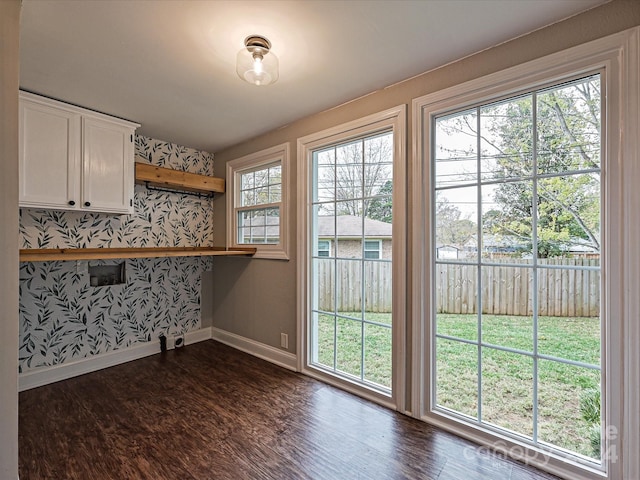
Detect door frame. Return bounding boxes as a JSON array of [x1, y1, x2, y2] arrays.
[[297, 105, 407, 411], [411, 27, 640, 480]]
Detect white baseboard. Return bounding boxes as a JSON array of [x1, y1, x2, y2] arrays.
[[185, 326, 212, 345], [19, 326, 296, 391], [210, 327, 297, 371], [19, 327, 213, 391]]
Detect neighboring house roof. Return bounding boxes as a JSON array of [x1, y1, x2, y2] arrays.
[[561, 242, 599, 253], [317, 215, 392, 238], [241, 215, 393, 239], [460, 234, 599, 253], [458, 234, 527, 252]]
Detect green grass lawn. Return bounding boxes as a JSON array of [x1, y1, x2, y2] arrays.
[[315, 312, 601, 459], [315, 312, 392, 389]]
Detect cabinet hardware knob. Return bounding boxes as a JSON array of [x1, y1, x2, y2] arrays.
[[68, 200, 76, 206], [84, 201, 91, 207]]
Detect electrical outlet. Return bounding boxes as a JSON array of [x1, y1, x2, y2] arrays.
[[280, 333, 288, 349], [174, 334, 185, 349]]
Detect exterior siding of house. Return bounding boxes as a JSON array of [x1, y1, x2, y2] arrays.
[[322, 238, 392, 260]]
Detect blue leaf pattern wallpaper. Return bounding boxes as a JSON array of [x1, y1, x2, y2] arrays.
[[19, 136, 215, 373]]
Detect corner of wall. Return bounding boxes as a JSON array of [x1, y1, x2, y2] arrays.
[[1, 1, 21, 478], [19, 135, 217, 380]]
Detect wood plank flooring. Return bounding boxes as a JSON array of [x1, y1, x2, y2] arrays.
[[19, 340, 559, 479]]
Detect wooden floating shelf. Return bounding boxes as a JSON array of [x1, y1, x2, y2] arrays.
[[20, 246, 256, 262], [135, 162, 225, 195]]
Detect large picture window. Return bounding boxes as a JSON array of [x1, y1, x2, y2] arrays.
[[298, 106, 406, 408], [310, 131, 394, 393], [413, 29, 640, 479], [433, 74, 602, 460]]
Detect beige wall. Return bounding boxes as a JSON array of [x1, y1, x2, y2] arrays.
[[211, 0, 640, 359], [201, 270, 214, 328], [0, 1, 20, 478]]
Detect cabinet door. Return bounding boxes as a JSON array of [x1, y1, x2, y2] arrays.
[[82, 117, 134, 214], [19, 99, 81, 210]]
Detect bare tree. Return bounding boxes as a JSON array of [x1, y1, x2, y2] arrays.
[[316, 133, 393, 219]]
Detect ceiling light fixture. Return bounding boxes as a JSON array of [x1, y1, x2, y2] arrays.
[[236, 35, 279, 86]]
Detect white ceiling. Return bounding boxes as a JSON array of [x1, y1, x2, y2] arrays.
[[19, 0, 606, 154]]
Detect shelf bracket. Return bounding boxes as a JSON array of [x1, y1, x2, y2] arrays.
[[143, 181, 214, 199]]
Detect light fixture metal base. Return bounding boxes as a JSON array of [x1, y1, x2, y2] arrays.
[[244, 35, 271, 51]]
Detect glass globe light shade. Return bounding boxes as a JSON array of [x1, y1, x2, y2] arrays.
[[236, 36, 279, 86]]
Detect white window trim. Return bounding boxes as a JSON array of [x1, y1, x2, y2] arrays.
[[364, 239, 382, 259], [297, 105, 407, 412], [412, 27, 640, 480], [317, 239, 331, 257], [226, 143, 290, 260]]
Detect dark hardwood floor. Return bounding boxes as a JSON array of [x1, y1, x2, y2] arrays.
[[19, 340, 559, 479]]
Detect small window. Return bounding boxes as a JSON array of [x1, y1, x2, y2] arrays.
[[364, 239, 382, 259], [237, 164, 281, 244], [227, 144, 290, 259], [317, 240, 331, 257]]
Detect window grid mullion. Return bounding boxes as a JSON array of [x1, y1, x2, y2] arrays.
[[435, 332, 600, 370], [433, 166, 601, 192], [236, 202, 280, 212], [476, 105, 483, 424], [361, 138, 366, 383], [435, 259, 600, 271], [532, 90, 540, 445], [332, 145, 338, 373]]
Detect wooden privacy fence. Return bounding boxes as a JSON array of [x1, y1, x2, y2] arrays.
[[316, 258, 599, 317], [316, 260, 393, 313], [436, 258, 600, 317]]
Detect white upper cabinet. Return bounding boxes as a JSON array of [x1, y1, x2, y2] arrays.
[[82, 116, 135, 213], [19, 91, 140, 214], [19, 98, 81, 210]]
